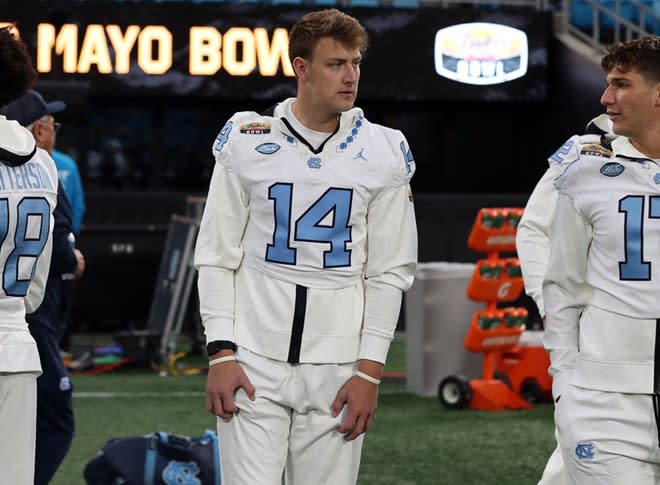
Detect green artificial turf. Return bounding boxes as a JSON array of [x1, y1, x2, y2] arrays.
[[51, 337, 556, 485]]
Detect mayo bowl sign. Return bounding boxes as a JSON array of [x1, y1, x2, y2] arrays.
[[434, 23, 528, 86], [2, 3, 549, 101]]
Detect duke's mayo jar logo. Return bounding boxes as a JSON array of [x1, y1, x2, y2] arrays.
[[434, 23, 528, 85]]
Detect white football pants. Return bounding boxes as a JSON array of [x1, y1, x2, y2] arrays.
[[217, 347, 364, 485], [555, 383, 660, 484], [0, 372, 37, 485], [538, 430, 567, 485]]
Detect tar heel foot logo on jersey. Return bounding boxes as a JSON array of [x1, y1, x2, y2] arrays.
[[307, 157, 322, 170], [575, 441, 596, 460], [255, 143, 281, 155], [282, 132, 297, 147], [600, 162, 625, 177], [434, 23, 528, 85]]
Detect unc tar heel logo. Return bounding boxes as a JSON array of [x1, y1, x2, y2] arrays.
[[575, 441, 596, 460], [162, 461, 201, 485], [307, 157, 322, 169]]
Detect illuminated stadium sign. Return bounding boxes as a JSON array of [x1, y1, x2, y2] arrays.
[[434, 23, 528, 85], [34, 23, 294, 77], [1, 4, 550, 101]]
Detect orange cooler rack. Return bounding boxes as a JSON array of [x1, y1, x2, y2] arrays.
[[464, 208, 531, 411]]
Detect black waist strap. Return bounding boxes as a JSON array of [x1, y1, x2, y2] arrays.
[[287, 284, 307, 364]]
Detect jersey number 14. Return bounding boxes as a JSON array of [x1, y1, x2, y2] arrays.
[[266, 183, 353, 268]]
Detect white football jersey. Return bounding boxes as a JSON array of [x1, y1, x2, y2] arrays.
[[0, 116, 57, 373], [195, 98, 418, 364], [543, 136, 660, 394], [552, 136, 660, 317], [516, 133, 604, 316]]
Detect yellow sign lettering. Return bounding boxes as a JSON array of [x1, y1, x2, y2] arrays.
[[31, 22, 294, 78], [78, 24, 112, 74], [254, 28, 293, 76], [137, 26, 172, 75], [189, 26, 221, 76], [222, 27, 256, 76], [106, 25, 140, 74]]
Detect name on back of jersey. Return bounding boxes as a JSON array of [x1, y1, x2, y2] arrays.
[[0, 162, 56, 192]]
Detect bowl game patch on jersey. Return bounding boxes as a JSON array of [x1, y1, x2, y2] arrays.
[[240, 122, 271, 134], [581, 143, 612, 158]]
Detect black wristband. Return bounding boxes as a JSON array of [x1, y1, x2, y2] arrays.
[[206, 340, 237, 356]]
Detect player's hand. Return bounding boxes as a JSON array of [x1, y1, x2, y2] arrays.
[[331, 375, 379, 441], [206, 357, 255, 420], [72, 249, 85, 280]]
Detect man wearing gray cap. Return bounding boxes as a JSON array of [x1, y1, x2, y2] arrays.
[[2, 88, 86, 485]]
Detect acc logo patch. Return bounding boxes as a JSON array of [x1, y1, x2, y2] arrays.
[[654, 173, 660, 184], [575, 442, 596, 460], [240, 122, 271, 134], [255, 143, 281, 155], [600, 162, 624, 177], [581, 143, 612, 158]]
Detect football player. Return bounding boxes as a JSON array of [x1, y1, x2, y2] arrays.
[[516, 113, 614, 485], [543, 35, 660, 484], [0, 26, 58, 484], [194, 9, 417, 485]]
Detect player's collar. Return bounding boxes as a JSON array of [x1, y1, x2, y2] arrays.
[[613, 137, 659, 164]]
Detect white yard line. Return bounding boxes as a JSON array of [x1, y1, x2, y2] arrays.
[[74, 387, 410, 398]]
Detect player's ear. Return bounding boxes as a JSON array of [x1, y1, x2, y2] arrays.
[[293, 57, 308, 81], [29, 124, 41, 142]]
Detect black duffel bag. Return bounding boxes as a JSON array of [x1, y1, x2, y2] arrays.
[[84, 429, 220, 485]]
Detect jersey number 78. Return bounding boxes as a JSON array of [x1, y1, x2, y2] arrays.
[[0, 197, 51, 297]]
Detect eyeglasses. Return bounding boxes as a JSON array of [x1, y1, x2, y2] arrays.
[[37, 120, 61, 133]]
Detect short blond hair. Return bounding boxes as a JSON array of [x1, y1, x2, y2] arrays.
[[288, 9, 368, 64]]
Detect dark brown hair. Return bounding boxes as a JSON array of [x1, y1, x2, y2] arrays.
[[0, 26, 37, 107], [288, 9, 368, 64], [601, 35, 660, 85]]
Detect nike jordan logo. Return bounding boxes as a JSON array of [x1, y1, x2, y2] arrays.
[[354, 148, 367, 161]]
